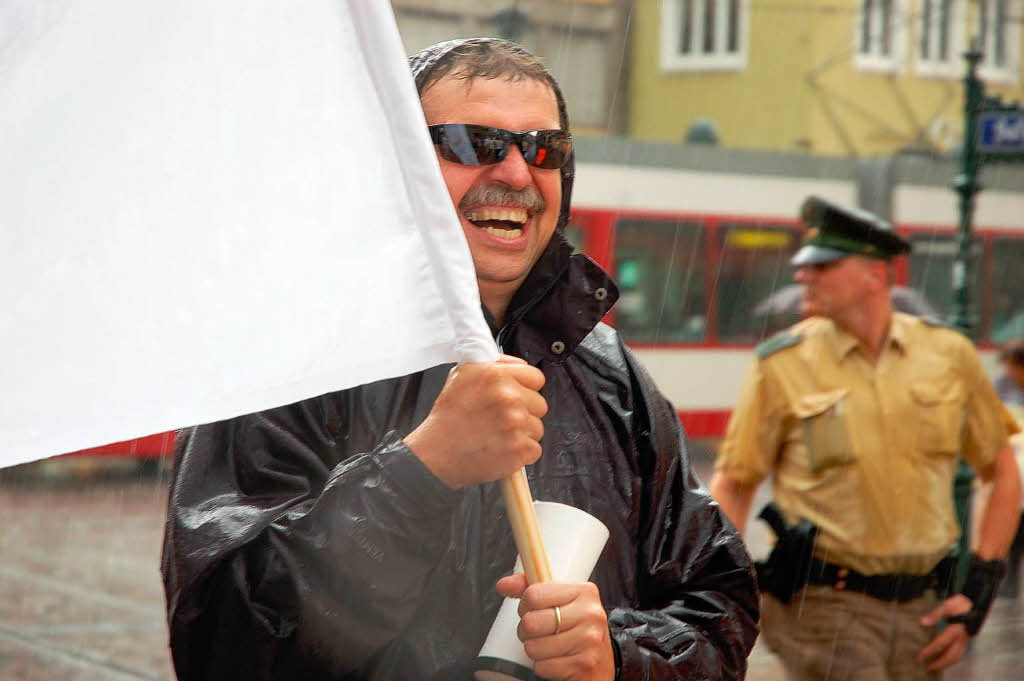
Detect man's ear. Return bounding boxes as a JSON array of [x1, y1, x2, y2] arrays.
[[871, 261, 893, 290]]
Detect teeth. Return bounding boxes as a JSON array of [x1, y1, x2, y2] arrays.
[[483, 226, 523, 239], [465, 207, 528, 223]]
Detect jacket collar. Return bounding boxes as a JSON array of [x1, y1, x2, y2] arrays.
[[487, 232, 618, 365], [824, 312, 907, 360]]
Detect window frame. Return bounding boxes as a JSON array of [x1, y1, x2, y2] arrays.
[[854, 0, 909, 73], [660, 0, 750, 72], [609, 215, 710, 344], [978, 0, 1022, 84], [915, 0, 966, 78]]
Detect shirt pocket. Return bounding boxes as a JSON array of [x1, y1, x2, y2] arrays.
[[795, 388, 855, 474], [909, 379, 963, 456]]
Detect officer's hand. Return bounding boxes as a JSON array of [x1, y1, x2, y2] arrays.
[[404, 355, 547, 489], [917, 594, 972, 672], [497, 573, 615, 681]]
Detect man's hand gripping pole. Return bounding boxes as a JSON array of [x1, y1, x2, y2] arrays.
[[468, 342, 553, 585]]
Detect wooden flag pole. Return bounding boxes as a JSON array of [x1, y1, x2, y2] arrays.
[[499, 468, 553, 584]]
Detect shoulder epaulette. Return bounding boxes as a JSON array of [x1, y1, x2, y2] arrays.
[[756, 330, 804, 359], [921, 316, 966, 332]]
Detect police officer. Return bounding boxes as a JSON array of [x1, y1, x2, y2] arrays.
[[709, 197, 1022, 680]]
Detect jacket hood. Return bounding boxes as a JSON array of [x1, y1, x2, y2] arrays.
[[408, 37, 575, 231]]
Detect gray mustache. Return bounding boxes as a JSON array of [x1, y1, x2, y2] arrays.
[[459, 184, 546, 215]]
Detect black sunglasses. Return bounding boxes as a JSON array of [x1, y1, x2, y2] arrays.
[[427, 124, 572, 170]]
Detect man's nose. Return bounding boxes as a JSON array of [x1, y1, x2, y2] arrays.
[[486, 143, 533, 190], [794, 266, 811, 283]]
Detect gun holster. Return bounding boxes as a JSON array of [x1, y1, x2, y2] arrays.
[[754, 502, 819, 604]]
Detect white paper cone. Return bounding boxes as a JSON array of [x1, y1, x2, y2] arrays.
[[475, 501, 610, 681]]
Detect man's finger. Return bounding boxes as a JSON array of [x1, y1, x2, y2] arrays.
[[496, 573, 528, 599], [919, 594, 971, 627], [919, 604, 945, 627], [497, 354, 527, 365], [533, 652, 599, 681], [925, 636, 967, 672], [502, 363, 546, 392], [518, 582, 587, 613], [917, 625, 961, 663], [519, 602, 577, 641], [525, 415, 544, 443], [521, 389, 548, 419], [522, 623, 583, 659]]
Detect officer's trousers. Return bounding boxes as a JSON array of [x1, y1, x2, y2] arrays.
[[761, 585, 940, 681]]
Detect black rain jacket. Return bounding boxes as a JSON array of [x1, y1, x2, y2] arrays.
[[161, 231, 759, 681]]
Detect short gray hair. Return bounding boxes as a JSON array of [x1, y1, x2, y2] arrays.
[[410, 38, 568, 131]]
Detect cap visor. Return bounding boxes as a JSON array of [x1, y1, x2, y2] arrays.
[[790, 245, 849, 267]]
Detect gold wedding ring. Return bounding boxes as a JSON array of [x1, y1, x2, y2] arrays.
[[553, 605, 562, 635]]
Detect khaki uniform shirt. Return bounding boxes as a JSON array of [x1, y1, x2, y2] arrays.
[[717, 312, 1018, 575]]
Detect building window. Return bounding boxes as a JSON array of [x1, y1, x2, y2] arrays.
[[917, 0, 965, 76], [980, 0, 1008, 68], [661, 0, 748, 71], [920, 0, 951, 62], [979, 0, 1021, 82], [855, 0, 907, 72]]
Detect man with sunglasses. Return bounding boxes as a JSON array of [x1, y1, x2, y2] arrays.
[[162, 38, 758, 681], [709, 197, 1021, 680]]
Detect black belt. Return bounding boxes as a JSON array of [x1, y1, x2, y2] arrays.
[[804, 555, 957, 603]]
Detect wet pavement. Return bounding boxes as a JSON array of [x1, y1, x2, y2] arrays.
[[0, 454, 1021, 680], [0, 461, 172, 681]]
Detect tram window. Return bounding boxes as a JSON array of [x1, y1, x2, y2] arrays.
[[907, 233, 983, 327], [716, 224, 799, 343], [989, 236, 1024, 344], [613, 218, 706, 343], [563, 224, 584, 253]]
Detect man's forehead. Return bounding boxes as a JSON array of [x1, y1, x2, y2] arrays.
[[839, 254, 887, 272], [420, 74, 558, 116], [806, 254, 880, 273]]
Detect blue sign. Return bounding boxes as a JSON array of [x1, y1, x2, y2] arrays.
[[977, 110, 1024, 155]]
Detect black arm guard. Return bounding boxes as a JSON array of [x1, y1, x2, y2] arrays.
[[754, 502, 819, 604], [945, 554, 1008, 635]]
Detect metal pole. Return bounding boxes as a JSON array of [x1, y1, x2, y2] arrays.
[[950, 43, 984, 335], [950, 42, 985, 587]]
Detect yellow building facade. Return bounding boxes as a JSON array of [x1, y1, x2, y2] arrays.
[[631, 0, 1024, 156]]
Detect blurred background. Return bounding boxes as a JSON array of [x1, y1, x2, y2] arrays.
[[2, 1, 1022, 679]]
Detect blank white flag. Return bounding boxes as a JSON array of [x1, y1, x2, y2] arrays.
[[0, 0, 497, 467]]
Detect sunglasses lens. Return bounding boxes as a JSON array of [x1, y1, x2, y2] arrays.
[[434, 125, 508, 166], [524, 131, 572, 169]]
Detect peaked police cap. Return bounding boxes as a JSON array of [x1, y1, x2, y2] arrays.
[[791, 196, 912, 266]]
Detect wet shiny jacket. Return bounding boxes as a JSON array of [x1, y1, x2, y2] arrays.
[[161, 234, 759, 681]]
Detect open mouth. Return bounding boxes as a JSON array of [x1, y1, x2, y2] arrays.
[[464, 207, 528, 240]]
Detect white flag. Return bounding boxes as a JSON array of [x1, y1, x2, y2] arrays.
[[0, 0, 497, 467]]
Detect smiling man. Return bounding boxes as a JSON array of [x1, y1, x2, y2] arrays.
[[162, 38, 758, 681], [709, 196, 1022, 681], [420, 77, 562, 321]]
